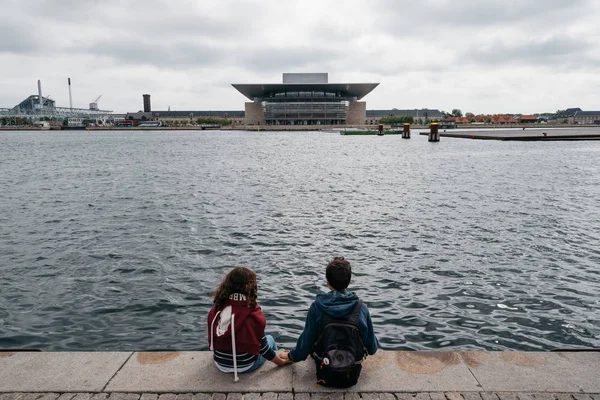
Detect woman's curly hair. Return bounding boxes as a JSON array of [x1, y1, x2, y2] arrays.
[[213, 266, 258, 310]]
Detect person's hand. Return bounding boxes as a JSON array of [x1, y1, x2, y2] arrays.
[[279, 350, 291, 362], [272, 350, 292, 366]]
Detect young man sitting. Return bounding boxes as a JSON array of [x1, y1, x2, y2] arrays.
[[281, 257, 379, 387]]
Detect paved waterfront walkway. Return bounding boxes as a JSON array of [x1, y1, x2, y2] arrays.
[[1, 352, 599, 397]]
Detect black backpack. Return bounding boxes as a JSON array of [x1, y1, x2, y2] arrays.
[[312, 299, 366, 388]]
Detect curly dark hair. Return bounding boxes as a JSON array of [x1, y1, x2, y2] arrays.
[[326, 257, 352, 291], [213, 266, 258, 310]]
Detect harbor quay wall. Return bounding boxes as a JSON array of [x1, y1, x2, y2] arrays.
[[0, 351, 599, 394]]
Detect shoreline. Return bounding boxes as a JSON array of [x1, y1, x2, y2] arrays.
[[2, 124, 600, 132], [1, 350, 599, 394]]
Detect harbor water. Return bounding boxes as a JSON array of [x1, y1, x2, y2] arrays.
[[0, 130, 599, 351]]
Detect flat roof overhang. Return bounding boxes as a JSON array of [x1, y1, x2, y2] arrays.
[[231, 83, 379, 101]]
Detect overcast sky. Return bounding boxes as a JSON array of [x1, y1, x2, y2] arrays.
[[1, 0, 599, 114]]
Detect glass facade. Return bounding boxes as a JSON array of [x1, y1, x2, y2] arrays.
[[262, 90, 350, 125]]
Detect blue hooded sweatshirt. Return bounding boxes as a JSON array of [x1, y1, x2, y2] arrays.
[[288, 290, 379, 362]]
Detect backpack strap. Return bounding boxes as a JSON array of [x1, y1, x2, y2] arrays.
[[346, 299, 363, 326]]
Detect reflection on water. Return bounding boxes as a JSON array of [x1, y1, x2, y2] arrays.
[[0, 130, 599, 351]]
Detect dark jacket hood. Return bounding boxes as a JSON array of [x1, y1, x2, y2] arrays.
[[315, 290, 359, 318]]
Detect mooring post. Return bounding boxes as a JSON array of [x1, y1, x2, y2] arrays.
[[428, 122, 440, 142], [402, 122, 411, 139]]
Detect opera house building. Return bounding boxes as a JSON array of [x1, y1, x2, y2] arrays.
[[232, 73, 379, 126]]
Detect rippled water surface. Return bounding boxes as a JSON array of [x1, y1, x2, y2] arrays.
[[1, 130, 599, 351]]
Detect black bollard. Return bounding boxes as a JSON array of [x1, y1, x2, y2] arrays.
[[428, 122, 440, 142], [402, 122, 411, 139]]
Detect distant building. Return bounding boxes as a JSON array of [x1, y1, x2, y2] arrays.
[[564, 108, 582, 117], [366, 109, 444, 125], [232, 73, 379, 126], [124, 111, 156, 125], [571, 111, 600, 125], [15, 95, 56, 112], [155, 110, 245, 125], [518, 115, 538, 123]]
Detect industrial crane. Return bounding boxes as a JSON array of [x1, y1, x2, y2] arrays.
[[89, 95, 102, 111]]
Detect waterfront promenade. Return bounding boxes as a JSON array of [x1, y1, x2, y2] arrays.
[[1, 351, 598, 398]]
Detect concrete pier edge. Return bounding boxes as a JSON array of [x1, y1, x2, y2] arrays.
[[0, 351, 599, 395]]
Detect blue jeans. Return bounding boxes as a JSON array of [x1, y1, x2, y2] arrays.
[[244, 334, 277, 373]]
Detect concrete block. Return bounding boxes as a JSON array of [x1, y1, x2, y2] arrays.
[[414, 395, 431, 400], [572, 396, 593, 400], [459, 352, 600, 393], [530, 395, 556, 400], [139, 395, 158, 400], [549, 395, 574, 400], [37, 394, 61, 400], [105, 352, 292, 393], [260, 394, 277, 400], [479, 394, 498, 400], [557, 352, 600, 393], [461, 394, 482, 400], [395, 395, 416, 400], [225, 394, 243, 400], [71, 395, 93, 400], [56, 395, 77, 400], [293, 351, 481, 393], [16, 395, 47, 400], [345, 394, 362, 400], [361, 395, 380, 400], [312, 395, 343, 400], [429, 393, 447, 400], [516, 395, 535, 400], [0, 352, 132, 393], [277, 394, 293, 400], [157, 395, 177, 400], [90, 395, 109, 400], [109, 395, 140, 400], [493, 394, 518, 400]]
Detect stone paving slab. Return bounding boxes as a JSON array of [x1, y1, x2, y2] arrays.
[[459, 352, 600, 393], [556, 352, 600, 393], [0, 352, 132, 393], [105, 352, 292, 393], [293, 351, 482, 393], [2, 394, 600, 400]]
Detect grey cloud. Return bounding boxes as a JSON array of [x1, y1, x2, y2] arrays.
[[83, 40, 229, 68], [22, 0, 263, 39], [376, 0, 591, 28], [0, 21, 41, 54], [238, 47, 346, 74], [79, 36, 346, 74], [460, 36, 599, 68]]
